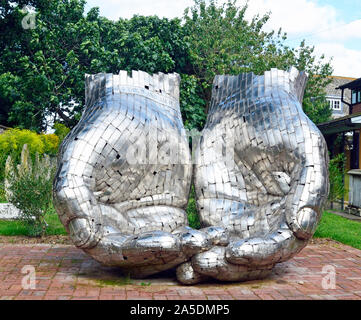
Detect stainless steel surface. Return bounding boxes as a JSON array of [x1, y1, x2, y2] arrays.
[[176, 67, 329, 284], [54, 67, 329, 284], [53, 70, 204, 278]]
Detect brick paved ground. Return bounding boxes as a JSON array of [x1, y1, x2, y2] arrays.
[[0, 241, 361, 300]]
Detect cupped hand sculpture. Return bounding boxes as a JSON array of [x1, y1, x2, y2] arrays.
[[54, 67, 329, 284], [53, 71, 211, 278], [176, 67, 329, 284]]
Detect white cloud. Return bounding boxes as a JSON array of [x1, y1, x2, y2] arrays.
[[315, 19, 361, 41], [85, 0, 194, 20], [240, 0, 361, 77], [244, 0, 361, 42], [314, 43, 361, 78], [241, 0, 338, 36]]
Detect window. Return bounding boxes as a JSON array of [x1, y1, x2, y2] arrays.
[[351, 89, 361, 105], [328, 98, 342, 111]]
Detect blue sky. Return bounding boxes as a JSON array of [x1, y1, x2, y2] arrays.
[[318, 0, 360, 22], [84, 0, 361, 78]]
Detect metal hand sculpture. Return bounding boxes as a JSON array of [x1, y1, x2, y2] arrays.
[[54, 67, 329, 284], [176, 67, 329, 284], [53, 71, 211, 278]]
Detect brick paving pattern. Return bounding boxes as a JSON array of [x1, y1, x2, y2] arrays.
[[0, 242, 360, 300]]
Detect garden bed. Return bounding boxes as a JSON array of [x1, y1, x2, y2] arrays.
[[0, 235, 71, 244]]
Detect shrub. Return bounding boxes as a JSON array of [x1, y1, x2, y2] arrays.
[[53, 122, 70, 143], [0, 128, 59, 182], [328, 153, 346, 203], [187, 186, 201, 229], [180, 74, 207, 131], [0, 181, 5, 203], [41, 133, 60, 155], [5, 144, 56, 237]]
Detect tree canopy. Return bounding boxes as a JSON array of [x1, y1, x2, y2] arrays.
[[0, 0, 333, 132]]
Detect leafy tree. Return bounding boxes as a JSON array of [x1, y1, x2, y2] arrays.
[[294, 41, 333, 124], [0, 1, 190, 131], [328, 153, 346, 204], [1, 0, 92, 130], [53, 122, 70, 142], [0, 0, 333, 132], [180, 74, 206, 131], [183, 0, 333, 123]]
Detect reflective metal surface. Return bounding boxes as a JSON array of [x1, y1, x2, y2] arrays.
[[53, 71, 208, 278], [54, 67, 329, 284], [176, 67, 329, 284]]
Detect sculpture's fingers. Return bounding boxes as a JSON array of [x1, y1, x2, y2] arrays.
[[83, 228, 133, 265], [85, 229, 189, 277], [116, 230, 191, 278], [172, 226, 212, 256], [53, 121, 106, 249], [188, 246, 273, 282], [68, 217, 102, 249], [121, 230, 182, 262], [225, 223, 307, 267], [200, 226, 230, 246], [172, 225, 230, 258], [115, 227, 228, 279], [176, 261, 210, 285]]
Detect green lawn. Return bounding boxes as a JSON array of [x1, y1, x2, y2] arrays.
[[0, 208, 67, 236], [314, 211, 361, 250]]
